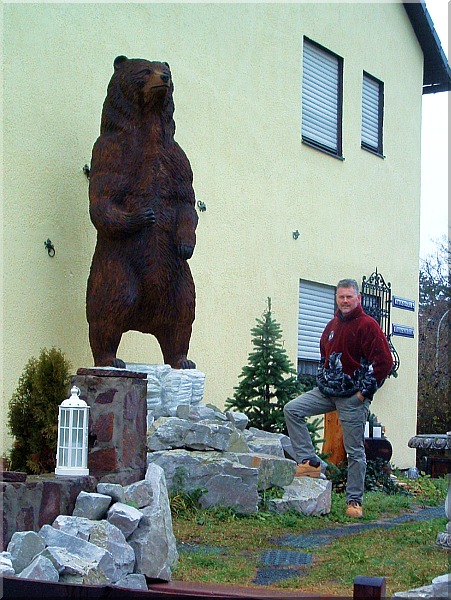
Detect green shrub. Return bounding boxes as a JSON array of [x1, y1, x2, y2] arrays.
[[7, 347, 72, 474], [327, 459, 410, 496], [169, 467, 206, 517], [396, 472, 449, 506], [364, 458, 407, 495]]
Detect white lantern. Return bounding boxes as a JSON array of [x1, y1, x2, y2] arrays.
[[55, 386, 89, 476]]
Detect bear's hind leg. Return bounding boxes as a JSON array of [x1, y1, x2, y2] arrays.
[[89, 323, 126, 368], [155, 324, 196, 370]]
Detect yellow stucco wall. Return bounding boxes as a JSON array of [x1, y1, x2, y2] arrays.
[[2, 3, 423, 468]]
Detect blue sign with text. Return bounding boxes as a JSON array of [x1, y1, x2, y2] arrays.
[[392, 324, 415, 338], [392, 296, 415, 311]]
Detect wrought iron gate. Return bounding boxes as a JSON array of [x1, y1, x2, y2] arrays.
[[361, 269, 400, 375]]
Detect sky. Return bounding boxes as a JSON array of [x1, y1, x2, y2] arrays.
[[420, 0, 449, 258]]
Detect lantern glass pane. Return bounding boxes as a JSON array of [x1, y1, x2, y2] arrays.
[[61, 409, 69, 428]]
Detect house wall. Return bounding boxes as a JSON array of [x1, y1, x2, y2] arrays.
[[2, 3, 423, 468]]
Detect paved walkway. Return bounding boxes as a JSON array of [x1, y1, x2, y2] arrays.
[[177, 505, 446, 587]]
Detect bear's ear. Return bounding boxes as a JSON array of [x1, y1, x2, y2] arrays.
[[114, 55, 128, 70], [164, 62, 170, 69]]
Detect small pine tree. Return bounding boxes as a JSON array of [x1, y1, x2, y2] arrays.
[[7, 347, 72, 474], [225, 298, 304, 433]]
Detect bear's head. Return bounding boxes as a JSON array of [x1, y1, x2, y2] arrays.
[[100, 55, 175, 135]]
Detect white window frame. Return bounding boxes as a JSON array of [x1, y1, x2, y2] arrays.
[[361, 71, 384, 156], [302, 37, 344, 158]]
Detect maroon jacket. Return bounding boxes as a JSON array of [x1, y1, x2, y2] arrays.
[[316, 304, 393, 399]]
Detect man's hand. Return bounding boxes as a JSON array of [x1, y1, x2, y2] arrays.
[[356, 391, 365, 402]]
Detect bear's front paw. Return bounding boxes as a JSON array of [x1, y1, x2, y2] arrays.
[[127, 207, 156, 230], [178, 243, 194, 259]]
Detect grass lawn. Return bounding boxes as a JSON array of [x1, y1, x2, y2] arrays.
[[170, 474, 449, 598]]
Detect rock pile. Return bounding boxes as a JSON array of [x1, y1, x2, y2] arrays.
[[146, 402, 331, 517], [0, 463, 177, 589], [109, 364, 331, 517]]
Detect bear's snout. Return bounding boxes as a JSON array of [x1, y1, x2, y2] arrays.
[[160, 73, 170, 83]]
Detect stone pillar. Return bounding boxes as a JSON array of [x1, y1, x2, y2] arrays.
[[72, 368, 147, 486]]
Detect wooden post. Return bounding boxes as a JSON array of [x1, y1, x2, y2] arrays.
[[322, 410, 346, 465], [354, 576, 386, 599]]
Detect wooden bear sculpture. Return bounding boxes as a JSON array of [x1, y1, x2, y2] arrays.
[[86, 56, 198, 369]]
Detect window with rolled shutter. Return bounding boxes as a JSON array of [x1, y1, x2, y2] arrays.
[[361, 72, 384, 156], [298, 280, 335, 375], [302, 38, 343, 157]]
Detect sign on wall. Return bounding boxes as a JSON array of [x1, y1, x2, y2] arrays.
[[392, 324, 415, 338], [392, 296, 415, 311]]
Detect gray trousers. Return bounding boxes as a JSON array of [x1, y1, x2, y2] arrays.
[[283, 387, 371, 504]]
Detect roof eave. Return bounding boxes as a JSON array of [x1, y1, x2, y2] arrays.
[[403, 0, 451, 94]]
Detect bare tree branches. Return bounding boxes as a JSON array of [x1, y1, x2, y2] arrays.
[[417, 236, 450, 434]]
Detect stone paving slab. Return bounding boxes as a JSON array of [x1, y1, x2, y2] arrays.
[[253, 567, 302, 586], [177, 542, 227, 555], [260, 550, 312, 567]]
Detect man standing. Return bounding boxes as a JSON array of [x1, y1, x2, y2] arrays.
[[284, 279, 393, 518]]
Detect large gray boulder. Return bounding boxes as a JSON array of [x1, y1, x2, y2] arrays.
[[199, 470, 259, 514], [147, 447, 296, 494], [225, 410, 249, 430], [176, 403, 248, 432], [7, 530, 46, 574], [72, 491, 112, 520], [106, 502, 143, 539], [147, 417, 247, 452], [40, 546, 102, 579], [52, 515, 94, 540], [114, 573, 149, 590], [89, 520, 135, 582], [147, 449, 260, 514], [224, 452, 297, 490], [124, 480, 154, 508], [0, 551, 15, 576], [128, 464, 178, 581], [97, 482, 126, 504], [244, 428, 288, 458], [52, 512, 136, 580], [176, 403, 229, 423], [17, 555, 59, 582], [268, 477, 332, 516], [38, 524, 116, 583]]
